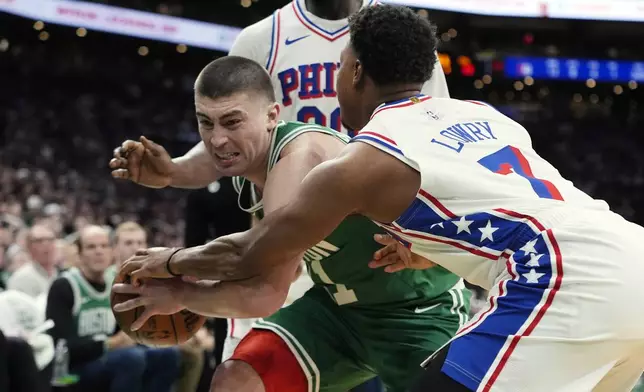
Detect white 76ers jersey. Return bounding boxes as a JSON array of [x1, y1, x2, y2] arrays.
[[352, 96, 611, 290], [229, 0, 449, 135]]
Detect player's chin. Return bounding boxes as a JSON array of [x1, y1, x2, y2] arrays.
[[339, 110, 364, 132], [214, 160, 247, 177], [341, 119, 358, 135]]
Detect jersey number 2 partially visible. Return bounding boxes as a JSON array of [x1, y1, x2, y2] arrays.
[[298, 106, 342, 133], [478, 145, 564, 201]]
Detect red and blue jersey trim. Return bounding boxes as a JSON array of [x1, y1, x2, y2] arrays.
[[370, 94, 432, 120], [351, 131, 404, 156], [388, 190, 563, 391], [292, 0, 375, 42], [265, 10, 281, 75]]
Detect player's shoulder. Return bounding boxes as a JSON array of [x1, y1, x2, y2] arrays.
[[228, 12, 278, 59], [49, 273, 74, 295], [279, 121, 346, 147], [234, 1, 293, 40], [237, 13, 275, 40], [280, 120, 334, 133], [369, 97, 506, 125], [229, 16, 272, 54], [275, 122, 346, 158]]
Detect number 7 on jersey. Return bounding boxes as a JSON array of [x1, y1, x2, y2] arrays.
[[478, 145, 564, 201]]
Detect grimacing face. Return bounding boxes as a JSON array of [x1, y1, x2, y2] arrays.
[[337, 43, 368, 131], [195, 92, 279, 177]]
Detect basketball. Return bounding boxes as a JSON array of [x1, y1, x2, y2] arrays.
[[110, 273, 206, 347]]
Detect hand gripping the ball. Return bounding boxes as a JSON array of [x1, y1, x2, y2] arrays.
[[109, 136, 175, 188], [112, 278, 185, 331], [118, 247, 184, 286]]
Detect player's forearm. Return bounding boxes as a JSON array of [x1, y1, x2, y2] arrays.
[[169, 142, 219, 189], [171, 232, 261, 281], [238, 163, 352, 271], [179, 279, 286, 318]]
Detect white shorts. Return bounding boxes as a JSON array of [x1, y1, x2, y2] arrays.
[[222, 264, 314, 361], [423, 210, 644, 392]]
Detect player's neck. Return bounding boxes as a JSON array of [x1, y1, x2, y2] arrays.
[[367, 85, 424, 115], [244, 149, 270, 191], [304, 0, 362, 20], [79, 265, 105, 285]]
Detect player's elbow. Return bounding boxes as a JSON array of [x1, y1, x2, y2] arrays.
[[241, 278, 289, 318], [247, 289, 288, 318]]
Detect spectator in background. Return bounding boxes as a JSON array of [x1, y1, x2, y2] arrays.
[[4, 244, 30, 274], [183, 178, 251, 372], [0, 213, 25, 287], [0, 289, 55, 390], [106, 221, 205, 392], [8, 224, 59, 297], [46, 225, 180, 392], [104, 221, 147, 282], [0, 329, 50, 392]]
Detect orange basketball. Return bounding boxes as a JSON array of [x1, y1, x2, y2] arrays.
[[110, 274, 206, 347]]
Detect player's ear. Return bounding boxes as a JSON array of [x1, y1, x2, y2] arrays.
[[353, 59, 364, 88], [266, 102, 280, 130]]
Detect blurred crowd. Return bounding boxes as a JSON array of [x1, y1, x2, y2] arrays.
[[0, 17, 222, 391], [2, 6, 644, 390]]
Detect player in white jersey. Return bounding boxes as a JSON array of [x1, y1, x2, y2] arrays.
[[152, 5, 644, 391], [229, 0, 449, 136], [223, 0, 450, 375]]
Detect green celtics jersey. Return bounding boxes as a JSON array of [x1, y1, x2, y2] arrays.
[[233, 122, 463, 307], [103, 264, 117, 286], [62, 267, 116, 338]]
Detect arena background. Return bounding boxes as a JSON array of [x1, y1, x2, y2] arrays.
[[1, 0, 643, 391]]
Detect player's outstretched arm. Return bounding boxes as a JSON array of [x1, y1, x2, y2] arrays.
[[113, 270, 292, 329], [169, 141, 221, 188], [179, 269, 292, 318], [171, 142, 421, 276], [123, 133, 340, 282], [110, 138, 219, 189]]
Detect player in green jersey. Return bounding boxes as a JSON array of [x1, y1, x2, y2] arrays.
[[110, 56, 469, 392]]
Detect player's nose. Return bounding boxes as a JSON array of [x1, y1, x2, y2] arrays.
[[209, 132, 228, 149]]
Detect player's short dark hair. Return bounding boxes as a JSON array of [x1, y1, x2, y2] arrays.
[[195, 56, 276, 102], [348, 5, 438, 86]]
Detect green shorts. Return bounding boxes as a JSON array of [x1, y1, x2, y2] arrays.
[[253, 285, 470, 392]]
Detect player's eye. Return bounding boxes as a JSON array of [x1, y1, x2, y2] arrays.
[[198, 120, 213, 128], [225, 118, 242, 128]]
